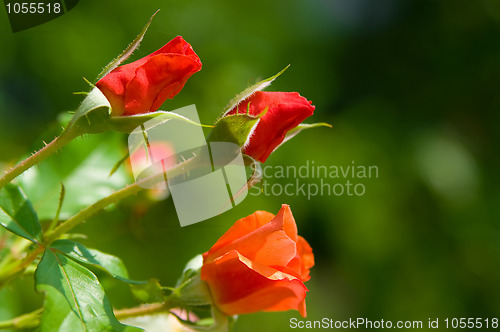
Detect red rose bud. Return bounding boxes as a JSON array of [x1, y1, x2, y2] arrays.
[[227, 91, 315, 162], [201, 205, 314, 317], [96, 36, 202, 116]]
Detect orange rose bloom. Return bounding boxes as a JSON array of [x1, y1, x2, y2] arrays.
[[201, 205, 314, 317]]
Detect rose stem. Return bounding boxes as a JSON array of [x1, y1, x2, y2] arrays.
[[114, 297, 179, 320], [0, 128, 79, 190]]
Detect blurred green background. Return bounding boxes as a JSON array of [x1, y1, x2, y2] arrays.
[[1, 0, 500, 331]]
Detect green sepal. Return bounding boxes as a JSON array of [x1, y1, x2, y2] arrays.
[[173, 255, 212, 307], [130, 278, 168, 303], [0, 183, 42, 243], [207, 112, 261, 147], [108, 108, 213, 133], [65, 87, 113, 135], [219, 65, 289, 119], [171, 255, 235, 332], [95, 10, 159, 82], [65, 88, 210, 136], [280, 122, 332, 148], [243, 155, 262, 189]]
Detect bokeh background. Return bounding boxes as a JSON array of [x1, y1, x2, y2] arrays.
[[1, 0, 500, 331]]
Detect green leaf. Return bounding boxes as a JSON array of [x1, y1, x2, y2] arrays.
[[220, 65, 290, 118], [18, 131, 130, 221], [50, 240, 141, 283], [0, 183, 41, 243], [0, 225, 13, 261], [35, 249, 142, 332], [95, 10, 160, 82]]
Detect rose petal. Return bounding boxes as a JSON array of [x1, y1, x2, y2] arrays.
[[297, 235, 315, 272], [95, 66, 136, 116], [124, 54, 201, 115], [204, 210, 275, 257], [201, 250, 308, 317], [281, 236, 314, 282], [204, 207, 297, 267], [276, 204, 298, 242]]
